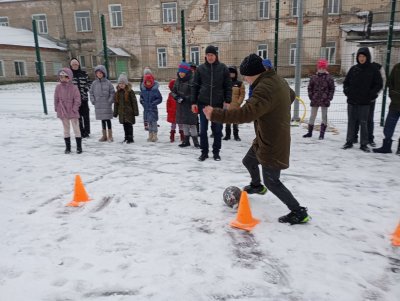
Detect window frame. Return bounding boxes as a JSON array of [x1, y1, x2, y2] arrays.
[[53, 62, 63, 76], [190, 46, 200, 66], [209, 0, 219, 22], [291, 0, 299, 17], [0, 60, 5, 77], [74, 11, 92, 33], [0, 16, 9, 26], [157, 47, 167, 68], [32, 14, 48, 34], [328, 0, 340, 15], [79, 55, 86, 69], [14, 60, 27, 76], [257, 44, 268, 59], [259, 0, 270, 19], [109, 4, 123, 28], [325, 41, 336, 65], [289, 43, 297, 66], [162, 2, 177, 24], [91, 55, 97, 68]]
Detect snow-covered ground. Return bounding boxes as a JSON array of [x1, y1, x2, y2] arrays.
[[0, 81, 399, 301]]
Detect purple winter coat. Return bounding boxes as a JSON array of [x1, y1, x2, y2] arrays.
[[307, 72, 335, 107], [54, 68, 81, 119]]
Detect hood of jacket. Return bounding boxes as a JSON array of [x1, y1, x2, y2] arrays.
[[94, 65, 108, 78], [58, 67, 73, 82], [356, 47, 371, 65]]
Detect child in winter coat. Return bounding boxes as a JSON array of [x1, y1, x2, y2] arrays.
[[172, 62, 199, 148], [166, 79, 183, 142], [113, 73, 139, 144], [303, 59, 335, 140], [140, 74, 162, 142], [90, 65, 115, 142], [54, 67, 83, 154]]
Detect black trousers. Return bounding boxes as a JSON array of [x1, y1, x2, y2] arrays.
[[79, 102, 90, 136], [346, 104, 369, 146], [101, 119, 112, 130], [242, 147, 301, 211], [123, 123, 133, 138], [355, 101, 375, 143]]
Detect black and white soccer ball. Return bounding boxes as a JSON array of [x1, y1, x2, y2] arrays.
[[223, 186, 242, 208]]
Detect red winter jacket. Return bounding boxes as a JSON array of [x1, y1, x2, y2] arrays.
[[166, 79, 176, 123]]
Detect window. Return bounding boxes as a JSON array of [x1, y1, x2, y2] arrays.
[[75, 11, 92, 32], [53, 62, 62, 76], [291, 0, 299, 17], [328, 0, 340, 15], [162, 2, 177, 24], [79, 55, 86, 69], [259, 0, 270, 19], [0, 17, 9, 26], [109, 4, 123, 27], [91, 55, 97, 67], [32, 14, 48, 34], [14, 61, 27, 76], [0, 60, 4, 77], [190, 46, 200, 66], [157, 48, 167, 68], [257, 44, 268, 59], [209, 0, 219, 22], [35, 61, 46, 76], [289, 43, 297, 66], [325, 42, 336, 64]]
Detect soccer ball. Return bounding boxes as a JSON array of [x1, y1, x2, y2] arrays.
[[223, 186, 242, 208]]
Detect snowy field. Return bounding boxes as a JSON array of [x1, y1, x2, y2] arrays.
[[0, 81, 399, 301]]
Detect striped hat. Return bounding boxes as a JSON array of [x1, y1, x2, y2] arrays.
[[178, 62, 191, 74]]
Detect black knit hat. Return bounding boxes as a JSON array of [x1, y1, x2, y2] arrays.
[[205, 45, 218, 55], [240, 53, 266, 76]]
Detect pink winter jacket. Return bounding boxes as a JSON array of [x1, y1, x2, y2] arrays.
[[54, 68, 81, 119]]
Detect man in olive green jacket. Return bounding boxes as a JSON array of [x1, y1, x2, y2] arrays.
[[203, 53, 310, 225]]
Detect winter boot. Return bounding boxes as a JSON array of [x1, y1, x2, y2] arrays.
[[64, 137, 71, 154], [342, 142, 353, 149], [192, 136, 200, 148], [278, 207, 310, 225], [360, 144, 371, 153], [179, 130, 184, 142], [107, 129, 113, 142], [170, 130, 176, 143], [233, 125, 241, 141], [223, 125, 231, 140], [243, 184, 267, 195], [126, 136, 134, 144], [303, 124, 313, 138], [179, 136, 191, 147], [151, 132, 158, 142], [319, 123, 327, 140], [99, 129, 107, 142], [397, 139, 400, 155], [198, 153, 209, 161], [76, 137, 82, 154], [147, 132, 153, 142], [234, 134, 241, 141], [373, 138, 393, 154]]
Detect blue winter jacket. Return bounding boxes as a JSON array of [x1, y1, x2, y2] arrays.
[[140, 81, 162, 122]]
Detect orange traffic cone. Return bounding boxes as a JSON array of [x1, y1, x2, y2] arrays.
[[230, 191, 260, 231], [391, 223, 400, 247], [66, 175, 91, 207]]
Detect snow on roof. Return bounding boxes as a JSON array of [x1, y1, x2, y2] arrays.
[[340, 22, 400, 33], [0, 26, 66, 50], [108, 47, 131, 57]]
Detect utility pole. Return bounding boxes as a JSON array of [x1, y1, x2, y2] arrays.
[[320, 0, 328, 59], [274, 0, 280, 70], [181, 10, 186, 62], [100, 14, 109, 77], [293, 0, 304, 121]]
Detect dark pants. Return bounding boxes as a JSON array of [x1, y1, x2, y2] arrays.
[[225, 124, 239, 138], [123, 123, 133, 138], [242, 147, 300, 211], [346, 104, 369, 146], [383, 109, 400, 140], [79, 102, 90, 136], [101, 119, 112, 130], [199, 104, 223, 155], [355, 101, 375, 142]]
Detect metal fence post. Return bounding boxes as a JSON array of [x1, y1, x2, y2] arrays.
[[100, 14, 109, 77]]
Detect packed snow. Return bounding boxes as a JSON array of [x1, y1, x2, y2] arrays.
[[0, 80, 399, 301]]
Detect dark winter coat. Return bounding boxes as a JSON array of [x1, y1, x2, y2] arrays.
[[210, 70, 294, 170], [172, 72, 198, 125], [89, 65, 115, 120], [191, 60, 232, 108], [70, 60, 91, 114], [343, 47, 383, 105], [113, 84, 139, 124], [307, 72, 335, 107], [388, 62, 400, 112], [140, 81, 162, 122]]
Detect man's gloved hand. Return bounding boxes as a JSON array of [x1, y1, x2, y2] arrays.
[[176, 97, 184, 104]]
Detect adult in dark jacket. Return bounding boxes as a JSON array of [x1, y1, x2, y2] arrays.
[[191, 45, 232, 161], [172, 62, 199, 148], [203, 53, 310, 225], [70, 58, 91, 138], [373, 62, 400, 155], [342, 47, 383, 152], [303, 59, 335, 140]]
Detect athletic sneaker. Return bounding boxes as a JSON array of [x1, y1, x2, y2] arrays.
[[278, 207, 310, 225], [243, 184, 267, 195]]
